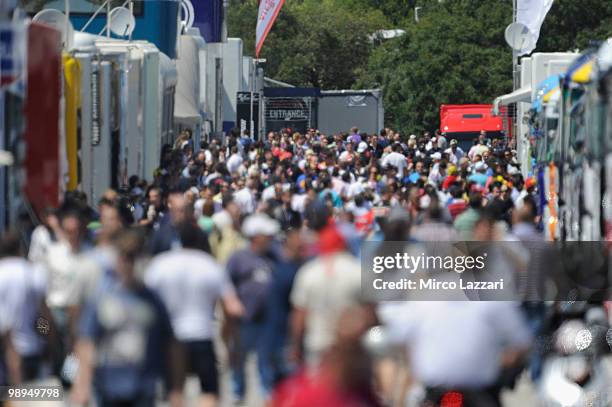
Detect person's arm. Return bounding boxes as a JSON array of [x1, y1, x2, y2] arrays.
[[70, 339, 95, 405], [2, 332, 22, 385], [221, 291, 244, 319], [289, 307, 307, 364], [167, 338, 185, 407]]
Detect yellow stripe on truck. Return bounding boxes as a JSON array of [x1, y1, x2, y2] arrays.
[[63, 55, 80, 191]]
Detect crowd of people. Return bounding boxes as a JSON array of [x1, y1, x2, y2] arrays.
[[0, 126, 548, 407]]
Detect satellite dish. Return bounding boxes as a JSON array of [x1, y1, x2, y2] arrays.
[[180, 0, 195, 32], [33, 9, 74, 48], [109, 7, 136, 37], [505, 22, 534, 51]]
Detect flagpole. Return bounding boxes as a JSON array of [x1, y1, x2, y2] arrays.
[[512, 0, 518, 147]]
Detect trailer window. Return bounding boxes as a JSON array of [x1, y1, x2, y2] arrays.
[[462, 114, 483, 119]]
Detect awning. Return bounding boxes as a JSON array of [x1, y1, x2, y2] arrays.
[[571, 60, 594, 84], [492, 86, 532, 115], [532, 75, 560, 112], [174, 35, 202, 125], [565, 51, 596, 85]]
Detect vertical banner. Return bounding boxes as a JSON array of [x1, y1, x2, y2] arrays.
[[192, 0, 222, 43], [255, 0, 285, 57], [516, 0, 554, 56]]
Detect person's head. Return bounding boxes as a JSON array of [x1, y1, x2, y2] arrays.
[[350, 126, 359, 135], [479, 130, 487, 143], [449, 185, 463, 199], [450, 139, 458, 150], [525, 177, 537, 193], [148, 187, 162, 209], [60, 210, 83, 252], [283, 228, 305, 260], [468, 191, 483, 209], [513, 195, 538, 225], [168, 190, 193, 225], [242, 214, 280, 253], [489, 182, 502, 199], [415, 160, 424, 173], [98, 199, 130, 243], [473, 205, 500, 241], [113, 229, 145, 286], [184, 189, 198, 206], [178, 222, 210, 252]]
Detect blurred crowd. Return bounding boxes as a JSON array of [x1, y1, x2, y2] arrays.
[[0, 126, 551, 407]]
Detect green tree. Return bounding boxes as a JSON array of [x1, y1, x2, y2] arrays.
[[228, 0, 388, 89], [538, 0, 612, 52], [229, 0, 612, 134], [358, 0, 513, 134]]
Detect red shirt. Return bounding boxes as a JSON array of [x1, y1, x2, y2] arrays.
[[272, 371, 382, 407], [447, 198, 468, 220], [442, 175, 458, 191]]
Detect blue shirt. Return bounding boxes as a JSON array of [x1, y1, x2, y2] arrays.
[[468, 173, 489, 187], [405, 171, 421, 184], [262, 255, 302, 350], [227, 248, 277, 322], [79, 272, 174, 400]]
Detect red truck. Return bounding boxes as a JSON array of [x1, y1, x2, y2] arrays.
[[439, 104, 511, 150]]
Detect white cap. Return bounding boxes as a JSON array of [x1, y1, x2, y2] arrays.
[[474, 161, 486, 172], [431, 152, 442, 160], [357, 141, 368, 153], [409, 134, 417, 139], [242, 214, 280, 238]]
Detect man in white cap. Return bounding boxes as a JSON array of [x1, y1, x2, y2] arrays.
[[226, 214, 280, 402], [468, 161, 489, 187], [445, 139, 465, 165]]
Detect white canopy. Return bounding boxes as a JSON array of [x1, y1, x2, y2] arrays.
[[492, 86, 532, 115]]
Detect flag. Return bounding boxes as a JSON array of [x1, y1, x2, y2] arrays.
[[255, 0, 285, 57], [516, 0, 554, 56]]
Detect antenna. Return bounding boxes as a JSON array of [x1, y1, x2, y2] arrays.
[[180, 0, 195, 32], [504, 22, 534, 52], [108, 6, 136, 37], [32, 9, 74, 48]]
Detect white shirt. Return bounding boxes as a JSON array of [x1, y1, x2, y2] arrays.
[[444, 146, 465, 164], [28, 225, 53, 264], [226, 153, 244, 174], [381, 152, 408, 178], [291, 193, 308, 214], [145, 249, 233, 341], [234, 187, 256, 214], [45, 242, 80, 309], [291, 252, 363, 362], [0, 258, 47, 356], [383, 301, 531, 388], [347, 181, 365, 199], [261, 185, 277, 203]]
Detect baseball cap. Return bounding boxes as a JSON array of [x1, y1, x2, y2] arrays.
[[242, 214, 280, 238], [357, 141, 368, 153], [431, 152, 442, 161], [450, 139, 458, 146]]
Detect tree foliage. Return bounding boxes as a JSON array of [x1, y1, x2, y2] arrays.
[[228, 0, 612, 133], [228, 0, 387, 89], [357, 0, 513, 134]]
